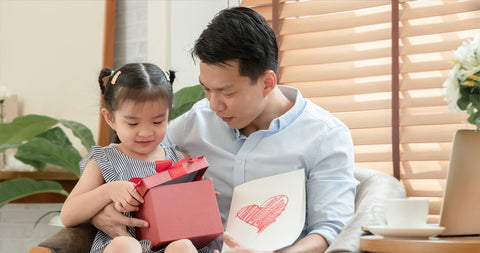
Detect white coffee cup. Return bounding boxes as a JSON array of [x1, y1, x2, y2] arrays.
[[371, 198, 429, 228]]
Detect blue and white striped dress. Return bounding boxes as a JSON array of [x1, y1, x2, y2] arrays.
[[80, 143, 209, 253]]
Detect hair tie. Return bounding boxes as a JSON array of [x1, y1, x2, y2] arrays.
[[160, 69, 170, 82], [111, 71, 121, 85], [110, 70, 115, 76]]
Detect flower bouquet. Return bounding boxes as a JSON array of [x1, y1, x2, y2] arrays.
[[443, 35, 480, 129]]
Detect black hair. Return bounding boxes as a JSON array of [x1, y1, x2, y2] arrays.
[[98, 63, 175, 143], [191, 7, 278, 83], [98, 63, 175, 113]]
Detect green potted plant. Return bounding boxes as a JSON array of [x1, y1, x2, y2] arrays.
[[0, 114, 95, 207], [0, 84, 205, 207]]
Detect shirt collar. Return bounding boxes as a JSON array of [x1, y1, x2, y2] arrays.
[[234, 85, 306, 139]]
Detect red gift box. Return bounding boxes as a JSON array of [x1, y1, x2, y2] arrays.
[[130, 156, 223, 250]]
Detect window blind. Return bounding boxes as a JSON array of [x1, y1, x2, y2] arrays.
[[241, 0, 480, 221]]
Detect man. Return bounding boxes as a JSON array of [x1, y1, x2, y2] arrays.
[[93, 7, 357, 253]]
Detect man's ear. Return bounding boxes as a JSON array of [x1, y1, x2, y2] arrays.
[[261, 70, 277, 96], [101, 108, 115, 130]]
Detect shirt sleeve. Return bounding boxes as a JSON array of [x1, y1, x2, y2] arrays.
[[164, 108, 189, 150], [305, 123, 358, 245]]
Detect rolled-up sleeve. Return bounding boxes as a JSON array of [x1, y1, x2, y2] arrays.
[[305, 124, 358, 244]]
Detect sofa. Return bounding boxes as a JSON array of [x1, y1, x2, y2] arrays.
[[28, 167, 405, 253]]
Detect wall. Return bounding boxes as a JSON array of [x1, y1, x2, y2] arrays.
[[111, 0, 231, 92], [169, 0, 231, 90], [0, 1, 104, 252], [0, 0, 105, 147]]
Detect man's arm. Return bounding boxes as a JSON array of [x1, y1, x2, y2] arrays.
[[91, 202, 149, 238], [219, 233, 328, 253]]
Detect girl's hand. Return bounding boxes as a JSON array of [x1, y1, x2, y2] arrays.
[[109, 181, 144, 212]]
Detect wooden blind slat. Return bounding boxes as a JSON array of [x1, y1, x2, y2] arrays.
[[334, 110, 391, 129], [400, 76, 448, 90], [311, 96, 390, 113], [428, 197, 443, 217], [401, 149, 450, 162], [401, 161, 448, 179], [400, 32, 480, 55], [401, 110, 468, 126], [351, 129, 391, 145], [400, 0, 480, 20], [280, 63, 391, 83], [355, 148, 392, 162], [280, 0, 390, 19], [313, 94, 456, 113], [400, 59, 454, 74], [280, 27, 391, 50], [400, 124, 470, 143], [288, 78, 391, 97], [280, 43, 390, 66], [402, 179, 445, 197], [401, 95, 447, 108], [400, 14, 480, 38], [241, 0, 273, 7], [280, 5, 390, 35]]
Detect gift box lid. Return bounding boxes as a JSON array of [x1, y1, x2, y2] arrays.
[[130, 156, 209, 197]]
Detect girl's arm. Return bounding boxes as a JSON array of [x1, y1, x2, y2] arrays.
[[60, 158, 143, 227]]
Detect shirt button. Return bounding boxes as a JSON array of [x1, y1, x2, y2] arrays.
[[237, 159, 242, 164]]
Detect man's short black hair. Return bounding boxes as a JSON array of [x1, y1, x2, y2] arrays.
[[192, 7, 279, 82]]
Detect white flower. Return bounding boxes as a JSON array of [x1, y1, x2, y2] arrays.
[[443, 64, 461, 113], [444, 34, 480, 129], [454, 35, 480, 82], [0, 86, 11, 101]]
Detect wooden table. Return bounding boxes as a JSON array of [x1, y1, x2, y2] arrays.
[[361, 235, 480, 253]]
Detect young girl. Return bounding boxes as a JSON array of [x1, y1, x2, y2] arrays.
[[60, 63, 205, 253]]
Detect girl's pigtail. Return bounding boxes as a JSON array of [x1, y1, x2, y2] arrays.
[[168, 70, 176, 85], [98, 68, 113, 94]]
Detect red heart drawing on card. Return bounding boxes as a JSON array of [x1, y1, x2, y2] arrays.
[[235, 195, 289, 234]]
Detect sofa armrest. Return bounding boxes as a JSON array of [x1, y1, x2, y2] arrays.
[[28, 222, 96, 253], [326, 167, 406, 253]]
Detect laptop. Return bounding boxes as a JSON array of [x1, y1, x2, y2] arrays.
[[438, 129, 480, 236]]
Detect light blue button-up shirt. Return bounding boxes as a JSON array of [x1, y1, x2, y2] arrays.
[[164, 85, 357, 245]]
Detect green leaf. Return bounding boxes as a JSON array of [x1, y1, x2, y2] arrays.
[[467, 111, 480, 126], [15, 128, 82, 176], [457, 86, 472, 110], [171, 85, 205, 120], [0, 115, 58, 152], [34, 210, 61, 228], [469, 93, 480, 108], [59, 119, 96, 150], [0, 178, 68, 207]]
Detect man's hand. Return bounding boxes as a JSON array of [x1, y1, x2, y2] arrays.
[[214, 232, 271, 253], [91, 202, 148, 238]]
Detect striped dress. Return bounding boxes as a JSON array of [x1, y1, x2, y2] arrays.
[[80, 143, 209, 253]]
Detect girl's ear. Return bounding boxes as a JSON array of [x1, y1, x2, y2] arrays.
[[261, 70, 277, 96], [101, 108, 116, 130]]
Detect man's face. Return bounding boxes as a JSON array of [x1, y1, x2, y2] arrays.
[[199, 60, 267, 130]]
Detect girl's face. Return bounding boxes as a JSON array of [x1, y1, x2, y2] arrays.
[[103, 99, 169, 160]]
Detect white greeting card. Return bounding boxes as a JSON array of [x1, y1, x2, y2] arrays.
[[223, 169, 306, 251]]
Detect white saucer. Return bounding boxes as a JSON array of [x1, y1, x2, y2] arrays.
[[366, 224, 445, 239]]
